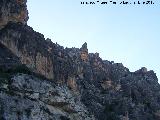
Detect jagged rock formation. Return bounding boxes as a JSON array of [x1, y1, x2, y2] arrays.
[[0, 73, 94, 120], [0, 23, 54, 79], [0, 0, 160, 120]]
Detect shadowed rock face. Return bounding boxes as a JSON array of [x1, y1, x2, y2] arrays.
[[0, 42, 20, 68], [0, 22, 54, 79], [0, 0, 160, 120], [0, 0, 28, 29]]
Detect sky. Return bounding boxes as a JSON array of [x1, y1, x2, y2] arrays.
[[27, 0, 160, 80]]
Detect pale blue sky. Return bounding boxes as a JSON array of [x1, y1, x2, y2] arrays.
[[27, 0, 160, 80]]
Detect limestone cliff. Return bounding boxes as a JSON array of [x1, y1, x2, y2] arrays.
[[0, 0, 28, 29], [0, 23, 54, 79]]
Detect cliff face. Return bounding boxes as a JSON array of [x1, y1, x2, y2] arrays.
[[0, 73, 95, 120], [0, 0, 160, 120], [0, 0, 28, 29], [0, 23, 54, 79]]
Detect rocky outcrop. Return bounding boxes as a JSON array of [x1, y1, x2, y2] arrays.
[[0, 0, 28, 29], [0, 73, 95, 120], [80, 42, 88, 62], [1, 22, 160, 119], [0, 23, 54, 79], [0, 0, 160, 120]]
